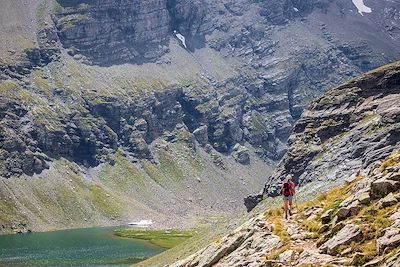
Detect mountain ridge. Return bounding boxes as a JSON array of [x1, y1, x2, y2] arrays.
[[1, 0, 400, 234]]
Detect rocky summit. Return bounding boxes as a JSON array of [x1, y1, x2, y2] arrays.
[[0, 0, 399, 242]]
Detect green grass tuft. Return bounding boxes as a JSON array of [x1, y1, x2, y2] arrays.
[[114, 229, 195, 249]]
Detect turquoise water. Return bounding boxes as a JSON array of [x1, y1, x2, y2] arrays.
[[0, 227, 165, 267]]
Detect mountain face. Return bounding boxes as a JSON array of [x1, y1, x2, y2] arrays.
[[263, 61, 400, 197], [166, 62, 400, 267], [0, 0, 400, 232]]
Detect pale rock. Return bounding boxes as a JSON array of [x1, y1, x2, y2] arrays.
[[320, 224, 363, 255], [377, 228, 400, 254], [278, 249, 295, 263], [378, 193, 398, 208], [358, 192, 371, 205]]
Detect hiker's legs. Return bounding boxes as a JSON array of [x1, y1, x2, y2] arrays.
[[283, 199, 289, 218], [288, 198, 293, 216]]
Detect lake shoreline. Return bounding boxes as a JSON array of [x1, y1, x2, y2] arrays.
[[0, 226, 172, 267]]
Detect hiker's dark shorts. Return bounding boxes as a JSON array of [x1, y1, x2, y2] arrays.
[[283, 196, 293, 202]]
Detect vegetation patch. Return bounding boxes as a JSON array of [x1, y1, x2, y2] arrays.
[[86, 184, 122, 218], [141, 160, 166, 185], [0, 198, 24, 225], [114, 229, 195, 249], [265, 208, 290, 243], [159, 151, 185, 182]]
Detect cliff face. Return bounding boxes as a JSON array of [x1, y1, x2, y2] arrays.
[[0, 0, 400, 232], [263, 61, 400, 198], [166, 62, 400, 267], [53, 0, 171, 65]]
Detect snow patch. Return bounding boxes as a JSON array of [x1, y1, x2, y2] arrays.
[[351, 0, 372, 15], [128, 219, 153, 227], [174, 30, 187, 49]]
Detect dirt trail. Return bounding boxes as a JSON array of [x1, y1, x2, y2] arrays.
[[280, 209, 352, 266]]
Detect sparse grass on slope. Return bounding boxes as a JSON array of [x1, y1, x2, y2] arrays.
[[114, 229, 195, 249]]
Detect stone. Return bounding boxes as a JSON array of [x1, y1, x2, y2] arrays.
[[358, 192, 371, 205], [320, 224, 363, 255], [340, 247, 352, 256], [377, 228, 400, 254], [231, 144, 250, 165], [278, 250, 295, 263], [320, 209, 334, 224], [345, 173, 358, 184], [331, 222, 345, 234], [371, 178, 400, 199], [384, 251, 400, 267], [389, 172, 400, 182], [389, 210, 400, 221], [304, 206, 323, 219], [244, 194, 263, 212], [378, 193, 398, 208], [193, 125, 208, 146], [363, 257, 383, 267], [336, 200, 362, 221], [318, 224, 330, 234]]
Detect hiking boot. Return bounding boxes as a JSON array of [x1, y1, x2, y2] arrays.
[[285, 212, 288, 220]]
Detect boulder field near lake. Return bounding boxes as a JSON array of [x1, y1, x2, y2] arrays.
[[0, 0, 399, 264]]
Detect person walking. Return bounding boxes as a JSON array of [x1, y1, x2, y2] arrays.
[[280, 175, 296, 219]]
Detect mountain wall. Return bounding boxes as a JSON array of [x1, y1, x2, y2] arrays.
[[165, 61, 400, 267], [264, 61, 400, 197], [0, 0, 400, 232]]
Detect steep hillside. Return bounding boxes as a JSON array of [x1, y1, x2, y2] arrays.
[[1, 0, 400, 233], [165, 62, 400, 267], [264, 60, 400, 197], [169, 152, 400, 267]]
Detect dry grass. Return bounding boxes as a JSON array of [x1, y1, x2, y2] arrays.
[[302, 219, 321, 233], [298, 175, 363, 216], [380, 151, 400, 172], [265, 208, 290, 243], [266, 244, 291, 260]]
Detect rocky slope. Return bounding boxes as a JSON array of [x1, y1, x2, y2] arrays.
[[263, 60, 400, 198], [169, 152, 400, 266], [1, 0, 400, 232], [167, 63, 400, 266]]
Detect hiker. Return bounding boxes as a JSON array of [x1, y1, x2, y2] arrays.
[[280, 175, 295, 219]]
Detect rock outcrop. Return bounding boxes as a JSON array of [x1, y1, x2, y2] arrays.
[[170, 151, 400, 267], [1, 0, 400, 233], [263, 61, 400, 198]]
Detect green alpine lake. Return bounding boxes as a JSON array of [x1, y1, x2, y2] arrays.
[[0, 227, 166, 266]]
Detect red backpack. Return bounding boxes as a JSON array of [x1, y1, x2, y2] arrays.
[[282, 182, 292, 197]]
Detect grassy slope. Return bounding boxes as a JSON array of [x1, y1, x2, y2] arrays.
[[0, 0, 41, 65], [145, 151, 400, 267], [0, 140, 272, 234]]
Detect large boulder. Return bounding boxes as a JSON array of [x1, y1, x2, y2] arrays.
[[320, 209, 334, 224], [231, 144, 250, 165], [193, 125, 208, 146], [320, 224, 363, 255], [336, 197, 362, 221], [278, 250, 295, 263], [377, 228, 400, 254], [371, 178, 400, 199], [244, 194, 263, 212]]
